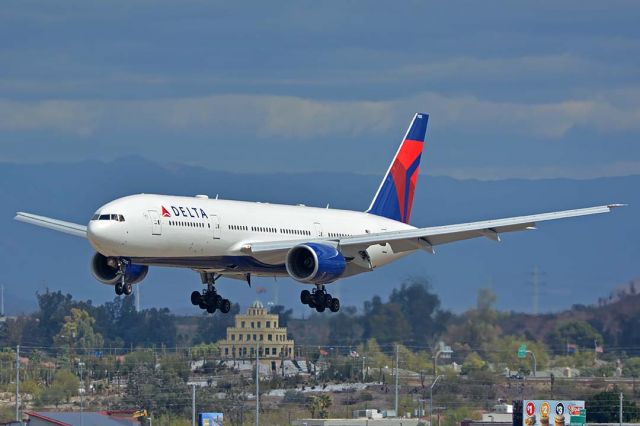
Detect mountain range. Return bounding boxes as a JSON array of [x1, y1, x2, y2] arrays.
[[0, 157, 637, 316]]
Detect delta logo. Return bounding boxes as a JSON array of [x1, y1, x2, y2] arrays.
[[161, 205, 209, 219]]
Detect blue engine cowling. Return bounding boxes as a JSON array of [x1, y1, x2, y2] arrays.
[[91, 252, 148, 285], [285, 243, 346, 284]]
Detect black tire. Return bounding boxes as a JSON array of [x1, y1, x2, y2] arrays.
[[123, 282, 133, 296], [329, 298, 340, 313], [324, 293, 333, 306], [316, 305, 326, 313], [190, 291, 202, 306], [214, 294, 223, 308], [220, 299, 231, 314], [308, 300, 317, 309], [300, 289, 311, 304], [198, 301, 207, 310], [206, 305, 216, 314], [115, 283, 124, 295], [314, 292, 325, 308]]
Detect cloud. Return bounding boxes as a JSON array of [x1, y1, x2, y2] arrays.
[[1, 88, 640, 141]]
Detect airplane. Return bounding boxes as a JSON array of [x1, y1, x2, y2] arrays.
[[15, 113, 623, 314]]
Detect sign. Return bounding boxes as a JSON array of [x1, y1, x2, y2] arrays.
[[518, 344, 527, 358], [522, 400, 585, 426], [199, 412, 224, 426]]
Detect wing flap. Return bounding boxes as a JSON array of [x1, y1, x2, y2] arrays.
[[15, 212, 87, 238]]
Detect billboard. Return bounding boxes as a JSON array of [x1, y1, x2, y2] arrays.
[[199, 412, 224, 426], [523, 400, 586, 426]]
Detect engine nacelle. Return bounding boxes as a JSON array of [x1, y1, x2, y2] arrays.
[[285, 243, 346, 284], [91, 252, 148, 286]]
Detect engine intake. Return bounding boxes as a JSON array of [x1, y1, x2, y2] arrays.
[[91, 252, 148, 285], [285, 243, 346, 284]]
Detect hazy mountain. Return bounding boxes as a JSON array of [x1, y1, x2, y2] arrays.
[[1, 158, 637, 316]]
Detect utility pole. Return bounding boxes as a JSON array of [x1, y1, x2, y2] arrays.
[[620, 392, 623, 426], [192, 384, 196, 426], [79, 362, 85, 426], [395, 345, 399, 416], [430, 375, 443, 426], [362, 356, 367, 382], [256, 343, 260, 426], [15, 345, 20, 423]]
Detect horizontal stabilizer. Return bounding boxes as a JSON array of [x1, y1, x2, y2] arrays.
[[15, 212, 87, 238]]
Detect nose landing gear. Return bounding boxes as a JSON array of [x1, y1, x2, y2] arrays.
[[191, 273, 232, 314], [301, 285, 340, 313]]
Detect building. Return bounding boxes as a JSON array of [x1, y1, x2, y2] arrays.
[[219, 300, 294, 360]]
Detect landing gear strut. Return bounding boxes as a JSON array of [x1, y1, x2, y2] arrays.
[[114, 259, 133, 296], [300, 285, 340, 313], [191, 273, 232, 314]]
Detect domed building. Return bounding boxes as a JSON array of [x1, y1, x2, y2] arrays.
[[219, 300, 294, 360]]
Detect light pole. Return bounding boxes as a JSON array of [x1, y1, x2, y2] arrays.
[[255, 343, 260, 426], [430, 375, 443, 426], [526, 350, 537, 377]]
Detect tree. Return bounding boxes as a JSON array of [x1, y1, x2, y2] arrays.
[[54, 308, 104, 353], [193, 303, 240, 344], [269, 305, 293, 327], [307, 394, 332, 418], [587, 388, 639, 423], [53, 369, 80, 403], [546, 320, 603, 352]]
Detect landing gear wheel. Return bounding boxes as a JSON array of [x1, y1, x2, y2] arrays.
[[220, 299, 231, 314], [191, 291, 202, 306], [206, 305, 216, 314], [308, 300, 317, 309], [198, 301, 207, 310], [329, 298, 340, 313], [301, 290, 311, 304], [324, 293, 333, 306], [115, 282, 124, 296], [314, 292, 326, 308], [123, 282, 133, 296], [316, 304, 326, 313]]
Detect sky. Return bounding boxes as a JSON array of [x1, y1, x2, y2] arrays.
[[1, 1, 640, 180]]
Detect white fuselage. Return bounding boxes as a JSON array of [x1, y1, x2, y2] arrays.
[[87, 194, 415, 279]]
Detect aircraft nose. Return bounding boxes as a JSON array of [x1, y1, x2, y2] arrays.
[[87, 220, 125, 255]]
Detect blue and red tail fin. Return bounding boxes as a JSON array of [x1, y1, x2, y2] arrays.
[[366, 113, 429, 224]]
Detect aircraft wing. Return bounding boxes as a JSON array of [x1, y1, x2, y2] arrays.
[[15, 212, 87, 238], [245, 204, 623, 259]]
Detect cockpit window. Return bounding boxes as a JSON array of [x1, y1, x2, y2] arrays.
[[94, 214, 125, 222]]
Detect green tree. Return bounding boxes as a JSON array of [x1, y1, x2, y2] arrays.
[[307, 394, 332, 418], [587, 388, 639, 422], [54, 308, 104, 353], [461, 352, 487, 375], [623, 357, 640, 377], [546, 320, 603, 352], [52, 369, 80, 403]]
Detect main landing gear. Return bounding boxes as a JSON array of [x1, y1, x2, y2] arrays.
[[191, 273, 232, 314], [300, 285, 340, 313], [112, 258, 133, 296]]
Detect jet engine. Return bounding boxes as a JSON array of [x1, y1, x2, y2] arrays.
[[285, 243, 346, 284], [91, 252, 148, 285]]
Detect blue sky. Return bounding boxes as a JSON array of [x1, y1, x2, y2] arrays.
[[1, 1, 640, 179]]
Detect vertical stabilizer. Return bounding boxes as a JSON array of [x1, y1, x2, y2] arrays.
[[366, 113, 429, 224]]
